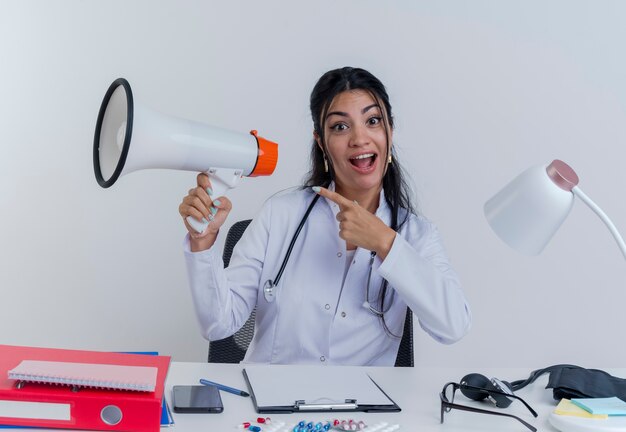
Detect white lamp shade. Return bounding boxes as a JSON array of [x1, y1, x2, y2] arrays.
[[484, 164, 575, 255]]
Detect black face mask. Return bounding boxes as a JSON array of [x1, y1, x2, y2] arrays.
[[511, 365, 626, 401]]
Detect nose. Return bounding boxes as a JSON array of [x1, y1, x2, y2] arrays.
[[349, 123, 369, 147]]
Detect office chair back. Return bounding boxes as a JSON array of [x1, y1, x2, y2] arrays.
[[394, 308, 414, 367], [207, 219, 414, 366], [207, 220, 255, 363]]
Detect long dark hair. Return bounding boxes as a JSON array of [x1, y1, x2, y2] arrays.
[[303, 66, 416, 337], [304, 66, 416, 227]]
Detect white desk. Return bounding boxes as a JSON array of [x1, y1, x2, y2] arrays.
[[166, 362, 575, 432], [4, 363, 622, 431]]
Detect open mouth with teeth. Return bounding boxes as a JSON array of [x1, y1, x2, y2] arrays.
[[349, 153, 377, 172]]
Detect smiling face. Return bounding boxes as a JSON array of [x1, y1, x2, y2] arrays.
[[317, 89, 391, 200]]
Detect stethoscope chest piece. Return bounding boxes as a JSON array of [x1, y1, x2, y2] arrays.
[[263, 279, 276, 303]]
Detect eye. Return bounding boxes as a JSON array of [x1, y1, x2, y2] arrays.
[[330, 122, 348, 132], [367, 116, 382, 126]]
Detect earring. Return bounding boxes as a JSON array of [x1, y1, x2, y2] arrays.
[[387, 155, 392, 164], [324, 157, 329, 173]]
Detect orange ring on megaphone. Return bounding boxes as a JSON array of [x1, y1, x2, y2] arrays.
[[249, 130, 278, 177]]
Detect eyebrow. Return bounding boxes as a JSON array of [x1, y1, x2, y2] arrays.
[[325, 103, 381, 120]]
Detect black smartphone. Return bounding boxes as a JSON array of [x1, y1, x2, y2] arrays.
[[172, 385, 224, 413]]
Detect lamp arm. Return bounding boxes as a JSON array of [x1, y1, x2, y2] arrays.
[[572, 186, 626, 260]]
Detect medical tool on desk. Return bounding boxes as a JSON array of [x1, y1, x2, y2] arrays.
[[448, 366, 626, 432], [238, 418, 403, 432], [439, 381, 538, 432]]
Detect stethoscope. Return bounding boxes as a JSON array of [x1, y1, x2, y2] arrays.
[[263, 193, 395, 318], [263, 193, 320, 303], [362, 250, 395, 317]]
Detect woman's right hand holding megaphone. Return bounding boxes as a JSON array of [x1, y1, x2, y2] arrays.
[[179, 172, 232, 252]]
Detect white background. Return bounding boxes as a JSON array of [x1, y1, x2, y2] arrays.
[[1, 1, 625, 369]]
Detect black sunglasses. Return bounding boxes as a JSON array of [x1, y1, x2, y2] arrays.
[[440, 382, 538, 432]]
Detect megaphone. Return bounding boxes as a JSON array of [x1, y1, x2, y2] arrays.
[[93, 78, 278, 233]]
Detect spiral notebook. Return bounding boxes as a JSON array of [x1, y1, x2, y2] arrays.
[[8, 360, 157, 392]]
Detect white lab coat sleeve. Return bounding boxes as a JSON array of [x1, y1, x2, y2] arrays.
[[377, 220, 472, 344], [182, 202, 271, 341]]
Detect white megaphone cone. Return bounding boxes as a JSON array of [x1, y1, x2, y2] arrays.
[[93, 78, 278, 233]]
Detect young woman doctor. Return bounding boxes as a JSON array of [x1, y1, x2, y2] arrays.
[[179, 67, 471, 366]]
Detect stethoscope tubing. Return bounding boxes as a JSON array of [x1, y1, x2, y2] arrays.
[[263, 193, 321, 302], [271, 193, 321, 287]]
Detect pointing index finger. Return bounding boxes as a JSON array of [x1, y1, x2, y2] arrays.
[[312, 186, 352, 208]]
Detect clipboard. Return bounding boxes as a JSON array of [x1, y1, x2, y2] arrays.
[[242, 365, 401, 413]]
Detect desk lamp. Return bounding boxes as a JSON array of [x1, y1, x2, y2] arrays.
[[485, 160, 626, 432], [484, 160, 626, 259]]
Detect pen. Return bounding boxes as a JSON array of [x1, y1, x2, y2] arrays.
[[200, 378, 250, 397]]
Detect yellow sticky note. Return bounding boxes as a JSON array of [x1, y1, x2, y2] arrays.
[[554, 399, 609, 419]]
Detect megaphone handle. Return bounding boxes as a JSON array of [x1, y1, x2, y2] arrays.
[[186, 168, 243, 234]]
